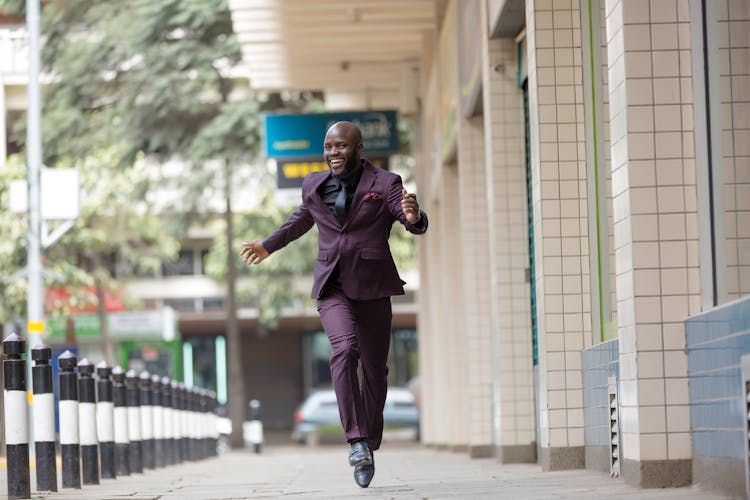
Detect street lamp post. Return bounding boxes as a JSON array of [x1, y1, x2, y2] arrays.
[[26, 0, 44, 346]]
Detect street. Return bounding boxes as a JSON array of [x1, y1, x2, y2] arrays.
[[3, 442, 731, 499]]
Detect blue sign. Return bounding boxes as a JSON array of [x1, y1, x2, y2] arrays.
[[264, 110, 399, 158]]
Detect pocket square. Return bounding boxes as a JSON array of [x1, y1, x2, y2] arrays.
[[363, 192, 383, 201]]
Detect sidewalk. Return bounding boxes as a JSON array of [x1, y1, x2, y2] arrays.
[[2, 443, 732, 499]]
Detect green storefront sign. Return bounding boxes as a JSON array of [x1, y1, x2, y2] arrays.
[[46, 314, 101, 340]]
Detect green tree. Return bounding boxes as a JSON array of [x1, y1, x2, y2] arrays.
[[0, 156, 31, 325], [1, 0, 318, 447], [0, 150, 181, 358]]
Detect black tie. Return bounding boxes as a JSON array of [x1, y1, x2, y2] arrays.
[[334, 178, 347, 224]]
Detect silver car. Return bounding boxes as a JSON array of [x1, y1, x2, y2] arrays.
[[292, 387, 420, 443]]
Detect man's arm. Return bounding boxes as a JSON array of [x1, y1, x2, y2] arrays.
[[241, 203, 315, 266], [387, 176, 428, 235]]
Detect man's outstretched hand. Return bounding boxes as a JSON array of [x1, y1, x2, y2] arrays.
[[241, 241, 270, 265], [401, 188, 421, 224]]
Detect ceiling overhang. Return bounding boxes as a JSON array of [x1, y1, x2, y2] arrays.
[[227, 0, 437, 95]]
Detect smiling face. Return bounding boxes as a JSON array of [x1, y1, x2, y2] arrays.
[[323, 121, 363, 178]]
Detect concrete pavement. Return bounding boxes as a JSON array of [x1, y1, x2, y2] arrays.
[[1, 442, 733, 499]]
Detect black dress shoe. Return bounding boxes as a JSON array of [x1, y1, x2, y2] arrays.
[[354, 452, 374, 488], [348, 440, 372, 467]]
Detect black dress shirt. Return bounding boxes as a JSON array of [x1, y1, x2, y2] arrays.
[[318, 166, 363, 220], [318, 164, 362, 290]]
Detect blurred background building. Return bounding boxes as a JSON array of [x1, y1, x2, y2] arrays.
[[2, 0, 750, 497]]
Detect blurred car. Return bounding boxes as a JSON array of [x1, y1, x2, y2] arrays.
[[292, 387, 420, 443]]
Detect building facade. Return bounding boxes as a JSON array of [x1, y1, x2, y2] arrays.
[[416, 0, 749, 496]]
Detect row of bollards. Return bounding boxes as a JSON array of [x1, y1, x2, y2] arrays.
[[2, 333, 221, 499]]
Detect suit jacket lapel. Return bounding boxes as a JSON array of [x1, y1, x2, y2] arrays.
[[345, 161, 377, 227], [309, 171, 341, 225]]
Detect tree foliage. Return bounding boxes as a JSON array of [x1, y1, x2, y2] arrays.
[[0, 0, 414, 333]]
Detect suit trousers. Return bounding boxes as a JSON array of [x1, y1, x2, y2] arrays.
[[316, 284, 392, 451]]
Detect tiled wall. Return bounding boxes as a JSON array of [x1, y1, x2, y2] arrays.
[[526, 0, 591, 468], [717, 0, 750, 299], [686, 297, 750, 459], [482, 32, 536, 458], [582, 339, 619, 471]]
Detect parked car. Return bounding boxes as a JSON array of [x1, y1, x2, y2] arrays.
[[292, 387, 420, 443]]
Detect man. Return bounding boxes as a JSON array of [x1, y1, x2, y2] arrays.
[[241, 121, 427, 488]]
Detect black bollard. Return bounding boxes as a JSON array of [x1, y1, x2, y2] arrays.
[[161, 377, 174, 466], [198, 389, 207, 460], [151, 374, 164, 468], [187, 387, 195, 461], [78, 359, 99, 484], [178, 382, 188, 462], [126, 369, 143, 473], [31, 343, 57, 492], [96, 361, 116, 479], [3, 333, 31, 499], [112, 366, 130, 476], [209, 390, 218, 457], [171, 379, 183, 463], [139, 371, 155, 469], [58, 350, 81, 489]]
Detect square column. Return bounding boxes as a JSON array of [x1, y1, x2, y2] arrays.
[[456, 114, 494, 457], [605, 0, 698, 487], [526, 0, 591, 470]]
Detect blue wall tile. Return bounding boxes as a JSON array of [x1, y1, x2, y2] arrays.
[[688, 368, 741, 401], [692, 429, 746, 460], [583, 339, 619, 448], [686, 296, 750, 461]]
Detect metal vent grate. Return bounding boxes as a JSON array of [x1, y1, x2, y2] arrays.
[[608, 376, 620, 478]]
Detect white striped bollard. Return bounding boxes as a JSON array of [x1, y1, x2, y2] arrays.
[[139, 371, 155, 469], [78, 359, 99, 484], [247, 399, 263, 454], [96, 361, 116, 479], [126, 369, 143, 473], [112, 366, 130, 476], [151, 374, 164, 468], [3, 333, 31, 499], [58, 350, 81, 489], [171, 379, 182, 463], [31, 344, 57, 492]]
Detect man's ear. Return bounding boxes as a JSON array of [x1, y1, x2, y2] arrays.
[[357, 143, 364, 154]]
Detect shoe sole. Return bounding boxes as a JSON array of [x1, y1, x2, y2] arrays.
[[349, 456, 373, 467]]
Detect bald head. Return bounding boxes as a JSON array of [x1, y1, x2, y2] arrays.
[[326, 121, 363, 146]]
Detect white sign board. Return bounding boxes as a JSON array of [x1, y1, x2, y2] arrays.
[[9, 167, 80, 220], [274, 188, 302, 208], [108, 306, 176, 341]]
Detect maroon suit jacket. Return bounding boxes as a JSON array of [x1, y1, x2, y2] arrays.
[[263, 159, 428, 300]]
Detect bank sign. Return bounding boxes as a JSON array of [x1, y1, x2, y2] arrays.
[[264, 110, 399, 158]]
